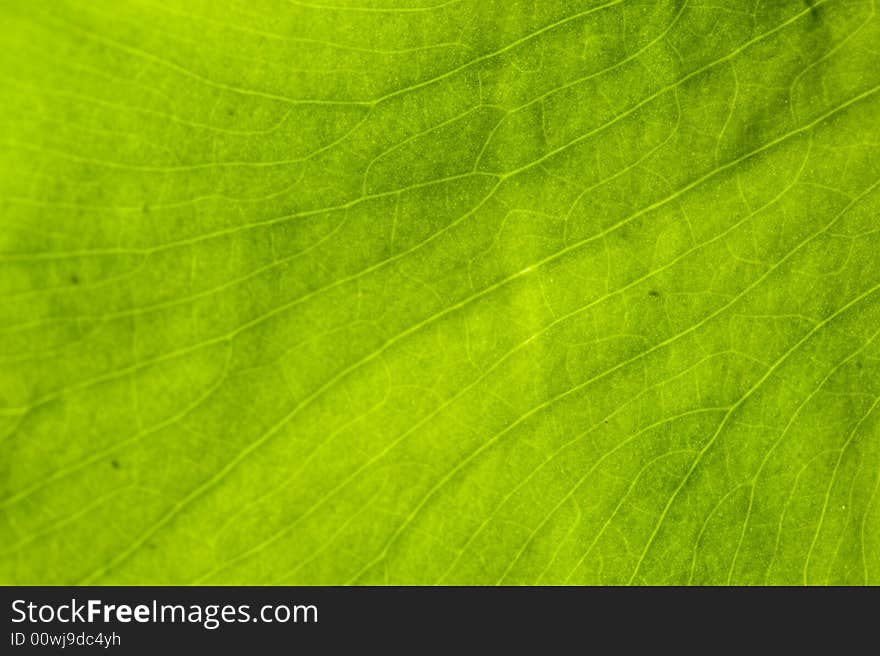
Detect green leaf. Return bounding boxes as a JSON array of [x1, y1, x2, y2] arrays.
[[1, 0, 879, 586]]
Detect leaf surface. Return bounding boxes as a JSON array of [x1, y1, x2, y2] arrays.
[[1, 0, 879, 585]]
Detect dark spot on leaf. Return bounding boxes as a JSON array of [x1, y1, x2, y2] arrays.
[[70, 274, 79, 285], [111, 459, 120, 469], [648, 290, 660, 298], [856, 361, 863, 369], [227, 108, 235, 116]]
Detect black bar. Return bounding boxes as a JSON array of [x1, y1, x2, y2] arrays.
[[1, 586, 875, 653]]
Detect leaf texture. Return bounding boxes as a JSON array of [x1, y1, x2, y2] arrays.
[[1, 0, 879, 585]]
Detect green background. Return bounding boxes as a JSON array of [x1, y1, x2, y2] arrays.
[[1, 0, 879, 584]]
